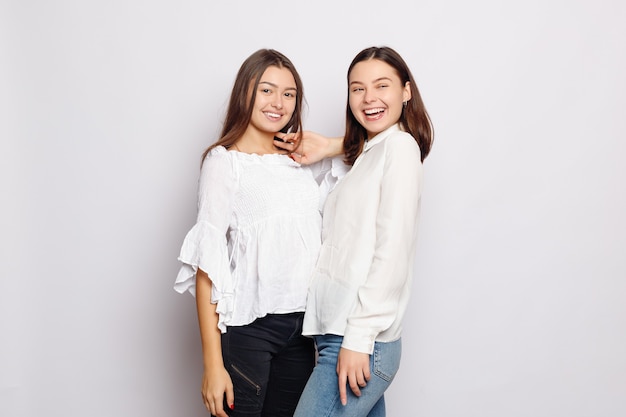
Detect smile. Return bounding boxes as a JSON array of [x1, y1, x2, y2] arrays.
[[364, 108, 385, 115], [264, 112, 283, 120], [363, 107, 385, 120]]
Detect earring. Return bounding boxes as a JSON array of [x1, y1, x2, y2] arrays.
[[403, 101, 408, 107]]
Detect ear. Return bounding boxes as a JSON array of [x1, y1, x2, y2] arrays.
[[403, 81, 412, 102]]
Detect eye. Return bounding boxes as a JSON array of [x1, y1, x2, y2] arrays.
[[284, 91, 296, 98], [351, 87, 364, 93], [261, 88, 272, 94], [377, 84, 388, 89]]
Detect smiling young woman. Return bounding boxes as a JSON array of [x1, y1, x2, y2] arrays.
[[293, 46, 434, 417], [174, 49, 347, 417]]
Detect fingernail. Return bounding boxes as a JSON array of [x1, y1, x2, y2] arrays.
[[229, 404, 235, 410]]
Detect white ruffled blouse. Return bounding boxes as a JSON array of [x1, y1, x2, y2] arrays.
[[174, 146, 346, 332]]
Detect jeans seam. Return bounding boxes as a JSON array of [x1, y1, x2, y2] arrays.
[[373, 345, 393, 382], [320, 393, 341, 417]]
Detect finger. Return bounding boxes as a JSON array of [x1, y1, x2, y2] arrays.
[[364, 366, 371, 382], [274, 132, 287, 141], [289, 152, 303, 163], [357, 372, 368, 388], [273, 138, 296, 153], [274, 132, 297, 143], [285, 132, 300, 143], [338, 372, 348, 406], [273, 136, 291, 147], [206, 399, 214, 415], [208, 392, 227, 417], [201, 390, 211, 414], [348, 373, 362, 397], [273, 135, 288, 143], [213, 400, 227, 417], [225, 383, 235, 413]]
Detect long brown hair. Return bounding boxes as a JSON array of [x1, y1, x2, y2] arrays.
[[343, 46, 433, 165], [201, 49, 304, 162]]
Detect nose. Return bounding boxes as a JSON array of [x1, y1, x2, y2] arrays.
[[272, 95, 283, 109], [363, 89, 376, 103]]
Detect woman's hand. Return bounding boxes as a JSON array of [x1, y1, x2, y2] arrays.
[[336, 347, 371, 406], [274, 131, 343, 165], [201, 365, 234, 417]]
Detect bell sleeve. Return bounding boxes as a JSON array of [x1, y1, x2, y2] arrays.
[[174, 149, 238, 327]]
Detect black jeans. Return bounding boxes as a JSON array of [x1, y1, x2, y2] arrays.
[[220, 312, 314, 417]]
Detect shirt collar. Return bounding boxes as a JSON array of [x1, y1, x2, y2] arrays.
[[363, 124, 402, 152]]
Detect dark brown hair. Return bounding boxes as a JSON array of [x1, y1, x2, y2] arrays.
[[201, 49, 304, 162], [343, 46, 433, 165]]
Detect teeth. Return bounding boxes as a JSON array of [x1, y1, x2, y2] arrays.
[[265, 112, 281, 118], [364, 108, 384, 115]]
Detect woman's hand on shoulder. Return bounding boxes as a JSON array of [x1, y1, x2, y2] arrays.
[[201, 365, 234, 417], [274, 131, 344, 165]]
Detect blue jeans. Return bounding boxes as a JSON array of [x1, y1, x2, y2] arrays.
[[221, 312, 315, 417], [294, 335, 401, 417]]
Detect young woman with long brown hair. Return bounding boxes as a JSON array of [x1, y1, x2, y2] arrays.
[[279, 46, 434, 417], [174, 49, 345, 417]]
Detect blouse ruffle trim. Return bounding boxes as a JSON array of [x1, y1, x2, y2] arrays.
[[174, 220, 234, 333], [217, 146, 301, 167]]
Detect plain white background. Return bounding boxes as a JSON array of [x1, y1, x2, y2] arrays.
[[2, 1, 625, 416]]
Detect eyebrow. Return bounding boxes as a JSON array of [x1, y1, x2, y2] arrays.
[[259, 81, 297, 91], [349, 77, 393, 85]]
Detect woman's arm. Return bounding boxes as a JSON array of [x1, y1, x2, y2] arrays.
[[196, 268, 234, 417], [274, 131, 343, 164]]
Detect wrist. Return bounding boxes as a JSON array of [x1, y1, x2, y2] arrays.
[[202, 348, 224, 368], [203, 357, 224, 370], [329, 137, 344, 157]]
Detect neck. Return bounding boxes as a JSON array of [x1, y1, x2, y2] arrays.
[[234, 127, 283, 155]]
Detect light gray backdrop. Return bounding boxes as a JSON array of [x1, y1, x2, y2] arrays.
[[2, 0, 625, 416]]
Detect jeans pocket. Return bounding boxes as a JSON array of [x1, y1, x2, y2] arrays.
[[372, 340, 401, 382]]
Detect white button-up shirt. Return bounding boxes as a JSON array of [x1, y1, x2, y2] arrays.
[[302, 124, 424, 354]]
